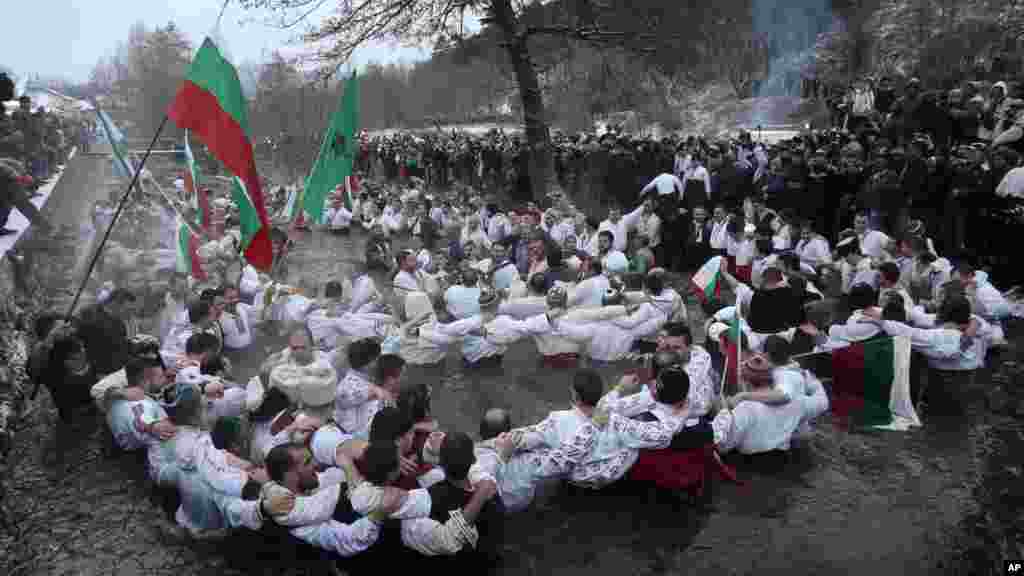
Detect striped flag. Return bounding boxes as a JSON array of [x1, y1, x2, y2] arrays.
[[95, 108, 135, 179], [691, 256, 724, 304], [794, 336, 921, 431], [827, 336, 919, 430], [347, 175, 359, 210], [182, 131, 199, 199], [167, 37, 273, 270], [177, 214, 207, 280], [182, 131, 211, 229], [284, 186, 305, 222], [176, 131, 206, 280], [719, 312, 744, 394]]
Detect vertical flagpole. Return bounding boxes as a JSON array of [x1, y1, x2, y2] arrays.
[[64, 116, 170, 321], [736, 305, 745, 393]]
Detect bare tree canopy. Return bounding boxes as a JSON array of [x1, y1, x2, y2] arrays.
[[239, 0, 684, 200]]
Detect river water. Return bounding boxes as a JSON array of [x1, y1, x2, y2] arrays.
[[1, 160, 1021, 575]]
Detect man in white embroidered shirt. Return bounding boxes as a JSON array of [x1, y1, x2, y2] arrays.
[[220, 285, 256, 351], [335, 339, 398, 437], [262, 442, 387, 561], [710, 345, 829, 460], [565, 367, 690, 489]]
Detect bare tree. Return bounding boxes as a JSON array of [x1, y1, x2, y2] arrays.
[[241, 0, 667, 200]]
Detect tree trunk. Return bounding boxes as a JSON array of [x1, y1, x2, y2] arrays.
[[490, 0, 554, 203]]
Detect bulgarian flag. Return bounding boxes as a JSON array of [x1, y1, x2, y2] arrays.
[[691, 256, 724, 304], [718, 311, 744, 394], [167, 37, 273, 271], [176, 131, 206, 280], [827, 335, 920, 431], [182, 132, 211, 229]]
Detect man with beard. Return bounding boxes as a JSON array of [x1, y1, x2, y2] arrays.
[[261, 442, 396, 560]]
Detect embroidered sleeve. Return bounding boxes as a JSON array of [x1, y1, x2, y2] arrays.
[[552, 320, 596, 344], [348, 484, 431, 520], [132, 404, 162, 438], [216, 494, 263, 531], [400, 511, 479, 556], [686, 348, 715, 418], [532, 422, 598, 479], [515, 414, 556, 451], [608, 413, 676, 449], [598, 387, 654, 418], [335, 373, 371, 408], [293, 517, 381, 557], [266, 482, 339, 527], [712, 407, 743, 453], [610, 304, 653, 329], [881, 320, 960, 359]]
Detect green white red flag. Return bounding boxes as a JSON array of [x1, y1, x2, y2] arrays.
[[691, 256, 724, 304], [176, 130, 207, 280], [825, 336, 920, 431], [167, 37, 273, 270]]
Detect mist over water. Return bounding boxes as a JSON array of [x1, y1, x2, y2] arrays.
[[750, 0, 833, 126]]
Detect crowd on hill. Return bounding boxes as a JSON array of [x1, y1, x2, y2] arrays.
[[356, 74, 1024, 286]]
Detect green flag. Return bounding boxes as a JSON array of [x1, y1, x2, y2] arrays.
[[304, 72, 360, 221]]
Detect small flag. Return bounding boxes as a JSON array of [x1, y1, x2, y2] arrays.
[[691, 256, 724, 304], [177, 213, 207, 281], [95, 108, 135, 179], [176, 131, 206, 280], [183, 131, 200, 200]]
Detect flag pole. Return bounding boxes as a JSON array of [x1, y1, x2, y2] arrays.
[[64, 115, 170, 322], [736, 305, 745, 394]]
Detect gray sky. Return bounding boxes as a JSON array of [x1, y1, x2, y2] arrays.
[[1, 0, 432, 82]]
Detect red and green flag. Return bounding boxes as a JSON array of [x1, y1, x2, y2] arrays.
[[796, 336, 920, 431], [304, 71, 360, 220], [719, 312, 744, 393], [691, 255, 724, 304], [167, 37, 273, 271], [176, 131, 207, 280]]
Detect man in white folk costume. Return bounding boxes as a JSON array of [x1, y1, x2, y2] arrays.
[[149, 380, 294, 538], [711, 337, 830, 457], [261, 325, 340, 408], [334, 338, 401, 438], [305, 280, 397, 354]]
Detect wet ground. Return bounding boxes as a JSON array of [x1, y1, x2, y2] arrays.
[[1, 159, 1022, 575]]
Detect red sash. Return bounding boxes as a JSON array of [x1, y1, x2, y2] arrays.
[[542, 353, 579, 369], [734, 263, 752, 284], [628, 444, 743, 494]]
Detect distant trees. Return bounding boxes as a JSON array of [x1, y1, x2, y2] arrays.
[[86, 22, 193, 137], [821, 0, 1024, 84]]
